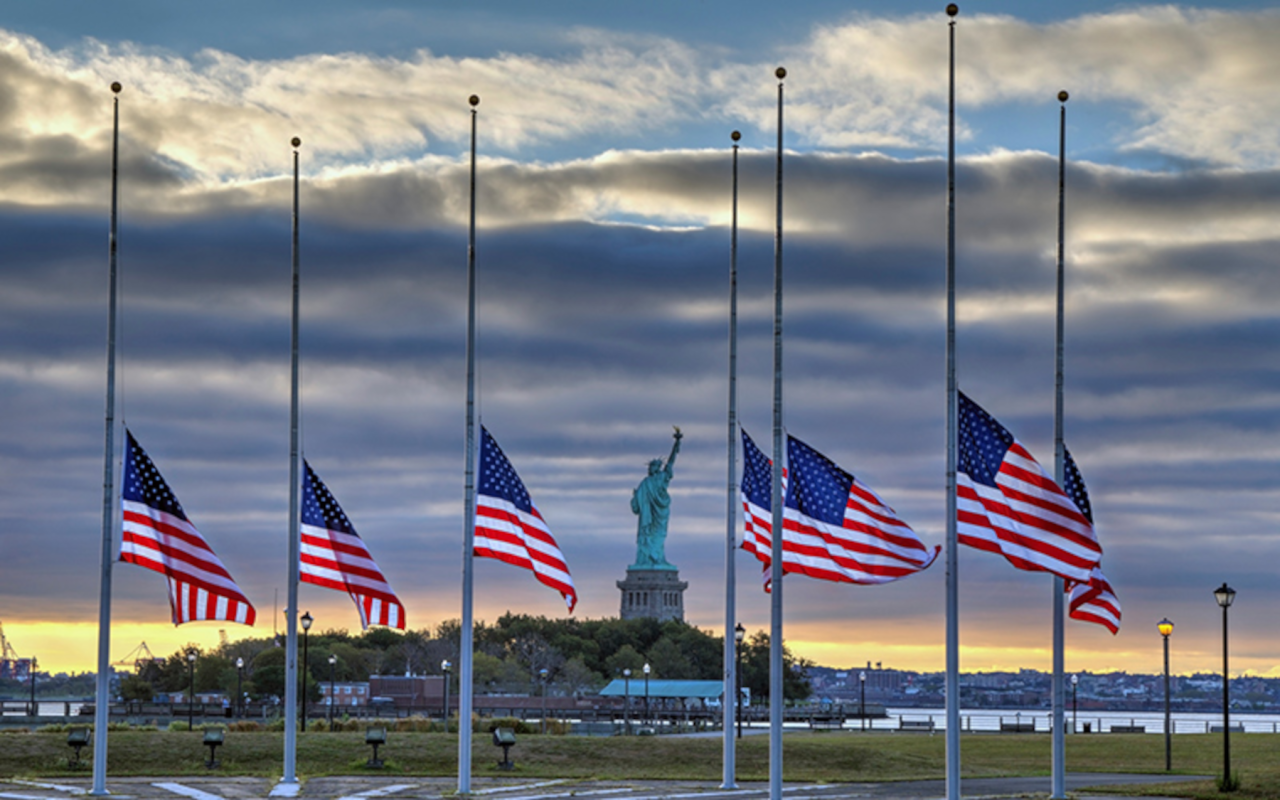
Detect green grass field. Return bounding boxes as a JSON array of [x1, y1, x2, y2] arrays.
[[1, 727, 1275, 800]]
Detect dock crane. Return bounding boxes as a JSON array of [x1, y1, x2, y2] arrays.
[[0, 621, 33, 681]]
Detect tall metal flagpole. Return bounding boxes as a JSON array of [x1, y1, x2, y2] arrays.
[[90, 80, 122, 798], [721, 129, 742, 791], [283, 135, 303, 786], [943, 6, 961, 800], [1050, 90, 1070, 800], [458, 93, 480, 795], [768, 66, 786, 800]]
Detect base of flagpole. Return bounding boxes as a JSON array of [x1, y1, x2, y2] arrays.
[[617, 568, 687, 622]]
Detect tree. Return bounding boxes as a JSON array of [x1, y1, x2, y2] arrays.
[[645, 637, 693, 680], [604, 644, 645, 677], [740, 631, 812, 705], [119, 674, 154, 702]]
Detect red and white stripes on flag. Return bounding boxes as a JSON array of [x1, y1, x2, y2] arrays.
[[783, 434, 939, 584], [475, 426, 577, 612], [1068, 567, 1121, 634], [956, 392, 1102, 584], [1061, 445, 1120, 633], [300, 461, 405, 630], [120, 430, 256, 626], [739, 429, 936, 590]]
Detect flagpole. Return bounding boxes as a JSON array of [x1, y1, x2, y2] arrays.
[[721, 129, 742, 791], [282, 135, 303, 786], [90, 80, 122, 798], [458, 93, 480, 795], [1050, 89, 1070, 800], [768, 66, 786, 800], [943, 6, 961, 800]]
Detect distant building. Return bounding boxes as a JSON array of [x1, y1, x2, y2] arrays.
[[320, 681, 371, 708]]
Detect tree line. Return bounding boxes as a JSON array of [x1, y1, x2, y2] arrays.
[[118, 614, 812, 705]]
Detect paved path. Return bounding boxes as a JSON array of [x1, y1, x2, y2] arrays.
[[0, 774, 1208, 800]]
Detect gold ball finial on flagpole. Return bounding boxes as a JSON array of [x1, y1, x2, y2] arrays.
[[731, 130, 741, 142], [1058, 90, 1069, 103], [946, 4, 959, 16], [469, 94, 480, 107], [291, 136, 301, 149], [775, 66, 786, 80], [110, 82, 122, 94]]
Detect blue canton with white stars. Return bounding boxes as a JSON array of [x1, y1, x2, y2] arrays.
[[957, 391, 1015, 488], [1062, 446, 1093, 524], [784, 435, 852, 526], [122, 430, 189, 521], [301, 461, 358, 535], [479, 427, 533, 513], [740, 429, 772, 510]]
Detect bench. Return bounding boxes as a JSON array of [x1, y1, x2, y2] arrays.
[[202, 728, 224, 768], [1209, 725, 1243, 733], [67, 728, 91, 767], [899, 719, 935, 732], [492, 727, 516, 770], [1000, 721, 1036, 733], [365, 727, 387, 768], [1110, 725, 1146, 733], [809, 717, 844, 730]]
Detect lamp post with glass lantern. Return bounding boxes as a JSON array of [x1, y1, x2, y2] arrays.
[[328, 654, 337, 729], [442, 660, 452, 733], [186, 650, 198, 731], [623, 668, 631, 735], [859, 671, 867, 731], [236, 657, 244, 719], [1158, 618, 1173, 770], [300, 611, 312, 729], [643, 663, 651, 726], [540, 668, 549, 734], [734, 623, 745, 739], [1213, 583, 1235, 787]]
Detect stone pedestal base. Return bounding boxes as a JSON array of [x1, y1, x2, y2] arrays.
[[617, 568, 687, 622]]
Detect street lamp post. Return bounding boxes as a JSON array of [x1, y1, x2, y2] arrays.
[[236, 657, 244, 720], [734, 623, 745, 739], [441, 660, 451, 733], [29, 657, 37, 717], [300, 611, 312, 730], [328, 654, 337, 730], [1158, 618, 1174, 770], [1213, 583, 1236, 788], [186, 650, 197, 731], [859, 671, 867, 731], [623, 668, 631, 735], [540, 668, 549, 734], [1070, 674, 1078, 734], [643, 663, 651, 727]]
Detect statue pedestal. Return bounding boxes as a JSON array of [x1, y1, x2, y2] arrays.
[[617, 568, 687, 622]]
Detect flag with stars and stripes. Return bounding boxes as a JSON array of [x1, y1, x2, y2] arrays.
[[956, 392, 1102, 583], [1061, 446, 1120, 633], [119, 430, 256, 626], [783, 434, 939, 585], [739, 429, 775, 570], [301, 461, 405, 630], [475, 426, 576, 612], [739, 429, 785, 591]]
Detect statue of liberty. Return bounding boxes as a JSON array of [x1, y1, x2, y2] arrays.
[[630, 427, 682, 570]]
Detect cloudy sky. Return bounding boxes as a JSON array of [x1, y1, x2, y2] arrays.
[[2, 1, 1278, 680]]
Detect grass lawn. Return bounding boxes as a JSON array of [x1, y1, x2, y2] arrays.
[[1, 728, 1275, 799]]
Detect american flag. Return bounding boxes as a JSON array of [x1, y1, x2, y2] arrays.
[[300, 461, 405, 630], [740, 429, 936, 589], [956, 392, 1101, 583], [476, 426, 576, 612], [120, 430, 256, 626], [1061, 446, 1121, 633], [783, 435, 938, 584]]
